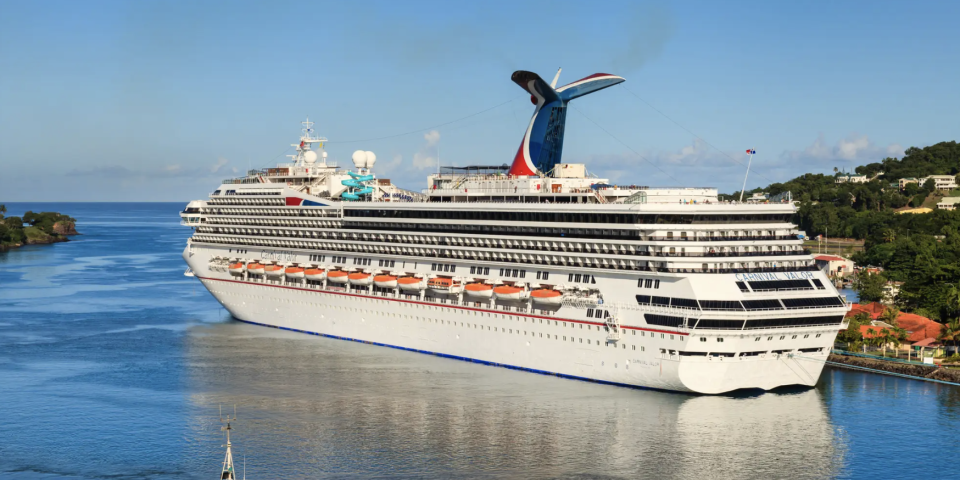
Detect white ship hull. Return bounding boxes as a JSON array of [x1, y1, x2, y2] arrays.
[[189, 247, 835, 394]]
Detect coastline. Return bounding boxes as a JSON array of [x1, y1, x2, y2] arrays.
[[0, 219, 78, 251], [828, 352, 960, 383]]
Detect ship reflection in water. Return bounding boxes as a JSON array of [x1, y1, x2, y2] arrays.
[[187, 321, 845, 479]]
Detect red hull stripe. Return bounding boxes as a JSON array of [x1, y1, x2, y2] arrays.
[[197, 276, 689, 336]]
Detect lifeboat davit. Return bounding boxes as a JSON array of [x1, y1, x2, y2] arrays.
[[246, 263, 264, 275], [531, 288, 563, 305], [285, 267, 305, 279], [428, 277, 462, 295], [327, 270, 349, 284], [494, 285, 524, 301], [264, 265, 285, 278], [464, 283, 493, 299], [305, 268, 326, 281], [374, 274, 398, 288], [398, 276, 425, 291], [349, 272, 373, 286], [228, 262, 245, 275]]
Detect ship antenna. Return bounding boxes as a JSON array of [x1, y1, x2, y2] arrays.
[[739, 149, 755, 202]]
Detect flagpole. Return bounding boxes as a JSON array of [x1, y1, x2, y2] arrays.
[[739, 149, 755, 202]]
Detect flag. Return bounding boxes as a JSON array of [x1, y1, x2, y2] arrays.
[[745, 149, 756, 155]]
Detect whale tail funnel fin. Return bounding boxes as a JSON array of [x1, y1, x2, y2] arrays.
[[508, 71, 625, 177]]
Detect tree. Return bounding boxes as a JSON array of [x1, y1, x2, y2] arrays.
[[882, 228, 897, 243], [855, 271, 886, 303], [838, 312, 870, 350], [904, 182, 920, 196], [879, 306, 901, 326], [939, 319, 960, 356]]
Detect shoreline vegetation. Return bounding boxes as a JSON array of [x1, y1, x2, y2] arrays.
[[0, 204, 78, 251]]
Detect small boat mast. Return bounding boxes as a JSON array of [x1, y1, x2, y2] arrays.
[[219, 405, 245, 480]]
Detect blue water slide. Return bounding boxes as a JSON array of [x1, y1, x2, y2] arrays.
[[348, 172, 375, 182], [355, 186, 374, 195], [341, 179, 364, 188], [341, 192, 360, 201]]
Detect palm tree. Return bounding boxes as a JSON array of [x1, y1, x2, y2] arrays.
[[0, 204, 5, 219], [939, 319, 960, 356], [882, 228, 897, 243], [879, 306, 900, 325]]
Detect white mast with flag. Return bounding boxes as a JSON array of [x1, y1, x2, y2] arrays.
[[739, 149, 756, 202]]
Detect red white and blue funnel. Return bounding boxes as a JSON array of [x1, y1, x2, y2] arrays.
[[508, 70, 625, 176]]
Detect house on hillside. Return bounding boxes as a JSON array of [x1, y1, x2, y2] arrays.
[[882, 281, 902, 304], [814, 254, 854, 278], [921, 175, 958, 192], [836, 175, 868, 184], [937, 197, 960, 210], [899, 177, 919, 190]]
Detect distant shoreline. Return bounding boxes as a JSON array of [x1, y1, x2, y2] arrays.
[[1, 206, 79, 252]]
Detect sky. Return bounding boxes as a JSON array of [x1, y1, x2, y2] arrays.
[[1, 0, 958, 202]]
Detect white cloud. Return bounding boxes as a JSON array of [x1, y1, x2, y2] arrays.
[[209, 157, 229, 173], [781, 134, 904, 165], [412, 130, 440, 170]]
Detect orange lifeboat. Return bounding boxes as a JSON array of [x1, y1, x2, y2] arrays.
[[228, 262, 245, 275], [428, 277, 462, 295], [374, 274, 398, 288], [264, 265, 285, 278], [398, 276, 425, 291], [305, 268, 326, 281], [530, 288, 563, 306], [494, 285, 524, 300], [246, 263, 264, 275], [327, 270, 349, 284], [464, 283, 493, 299], [349, 272, 373, 286], [285, 267, 305, 279]]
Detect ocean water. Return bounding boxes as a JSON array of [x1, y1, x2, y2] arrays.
[[1, 202, 958, 479]]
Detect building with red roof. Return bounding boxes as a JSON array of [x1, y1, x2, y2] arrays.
[[845, 302, 943, 345], [814, 254, 854, 277]]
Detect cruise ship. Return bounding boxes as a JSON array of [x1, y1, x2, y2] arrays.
[[180, 69, 848, 394]]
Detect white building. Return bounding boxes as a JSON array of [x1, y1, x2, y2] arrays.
[[921, 175, 958, 192], [835, 175, 868, 184], [814, 254, 855, 278], [937, 197, 960, 210]]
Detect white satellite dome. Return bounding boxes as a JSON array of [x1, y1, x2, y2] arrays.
[[364, 151, 377, 169], [303, 150, 318, 164], [352, 150, 366, 169]]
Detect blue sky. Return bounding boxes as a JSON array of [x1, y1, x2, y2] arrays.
[[1, 0, 958, 201]]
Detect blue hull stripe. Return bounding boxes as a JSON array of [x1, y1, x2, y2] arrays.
[[232, 318, 686, 395]]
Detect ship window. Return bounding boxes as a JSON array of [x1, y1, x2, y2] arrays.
[[781, 296, 844, 308], [575, 274, 582, 282], [700, 337, 707, 342], [736, 281, 750, 292], [654, 280, 660, 289], [741, 299, 783, 310], [635, 295, 651, 305]]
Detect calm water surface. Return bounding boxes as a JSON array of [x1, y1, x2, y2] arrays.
[[1, 203, 958, 479]]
